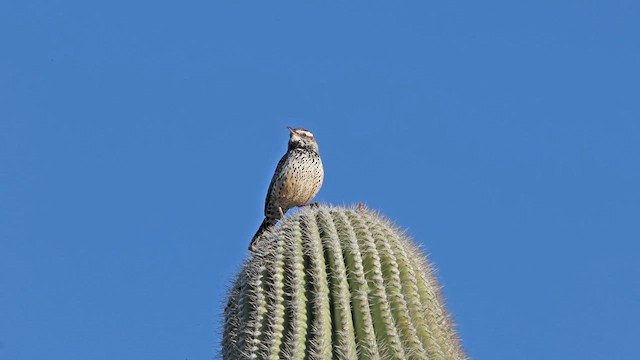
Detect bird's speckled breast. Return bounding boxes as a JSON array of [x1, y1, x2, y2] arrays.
[[275, 149, 323, 209]]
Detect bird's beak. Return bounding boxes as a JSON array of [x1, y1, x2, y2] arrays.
[[287, 126, 294, 134]]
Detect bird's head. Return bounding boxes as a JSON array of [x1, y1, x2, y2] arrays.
[[288, 127, 318, 152]]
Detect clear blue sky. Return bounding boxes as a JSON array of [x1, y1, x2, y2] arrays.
[[1, 1, 638, 359]]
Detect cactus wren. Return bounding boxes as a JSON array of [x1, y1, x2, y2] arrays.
[[249, 127, 324, 251]]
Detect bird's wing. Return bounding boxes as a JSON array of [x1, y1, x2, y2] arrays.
[[264, 152, 289, 215]]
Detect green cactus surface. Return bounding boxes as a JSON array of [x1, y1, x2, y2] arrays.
[[222, 205, 466, 359]]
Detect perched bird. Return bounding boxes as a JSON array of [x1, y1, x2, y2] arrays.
[[249, 127, 324, 251]]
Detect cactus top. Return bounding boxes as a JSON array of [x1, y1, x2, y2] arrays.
[[224, 205, 466, 360]]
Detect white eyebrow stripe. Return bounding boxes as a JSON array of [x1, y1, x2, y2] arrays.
[[299, 130, 314, 137]]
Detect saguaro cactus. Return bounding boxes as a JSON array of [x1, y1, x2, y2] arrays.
[[222, 205, 466, 359]]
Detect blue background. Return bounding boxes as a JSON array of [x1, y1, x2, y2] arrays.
[[1, 1, 638, 359]]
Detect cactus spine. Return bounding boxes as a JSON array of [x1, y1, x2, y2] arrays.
[[223, 205, 466, 359]]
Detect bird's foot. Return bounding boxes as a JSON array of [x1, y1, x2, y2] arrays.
[[278, 207, 285, 218], [299, 202, 320, 209], [358, 202, 366, 212]]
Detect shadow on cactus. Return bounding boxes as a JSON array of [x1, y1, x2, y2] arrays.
[[222, 205, 466, 359]]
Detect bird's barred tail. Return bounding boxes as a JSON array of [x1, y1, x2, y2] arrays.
[[249, 217, 279, 251]]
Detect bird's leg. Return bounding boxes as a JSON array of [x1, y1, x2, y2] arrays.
[[298, 202, 320, 209], [278, 207, 285, 218], [358, 202, 365, 212]]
